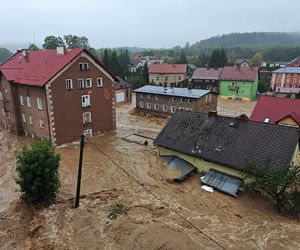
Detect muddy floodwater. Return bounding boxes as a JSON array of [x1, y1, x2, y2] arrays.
[[1, 95, 300, 249]]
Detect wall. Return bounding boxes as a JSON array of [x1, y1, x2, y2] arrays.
[[115, 88, 132, 103], [278, 117, 299, 128], [149, 73, 186, 86], [50, 52, 115, 145]]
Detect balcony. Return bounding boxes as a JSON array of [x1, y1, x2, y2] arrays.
[[228, 85, 239, 91]]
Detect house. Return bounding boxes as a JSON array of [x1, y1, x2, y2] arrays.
[[0, 47, 117, 145], [129, 55, 166, 73], [250, 96, 300, 127], [287, 57, 300, 68], [148, 64, 187, 87], [134, 85, 217, 117], [219, 66, 259, 101], [190, 67, 223, 93], [154, 110, 299, 179], [234, 59, 251, 68], [271, 67, 300, 97], [113, 76, 132, 103]]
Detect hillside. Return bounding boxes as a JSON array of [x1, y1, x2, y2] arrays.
[[192, 32, 300, 49]]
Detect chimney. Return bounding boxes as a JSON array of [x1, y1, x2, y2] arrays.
[[56, 46, 66, 55], [22, 49, 29, 63], [208, 110, 217, 117]]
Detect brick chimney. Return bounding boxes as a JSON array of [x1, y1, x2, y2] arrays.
[[56, 46, 66, 55]]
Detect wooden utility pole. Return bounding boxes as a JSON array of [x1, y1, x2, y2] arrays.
[[75, 134, 85, 208]]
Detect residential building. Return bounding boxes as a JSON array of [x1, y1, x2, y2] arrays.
[[0, 47, 117, 145], [271, 67, 300, 96], [134, 85, 217, 117], [287, 56, 300, 68], [149, 64, 187, 87], [234, 59, 251, 68], [250, 96, 300, 127], [113, 76, 132, 103], [129, 55, 167, 73], [219, 66, 259, 101], [190, 67, 223, 93], [154, 110, 299, 179]]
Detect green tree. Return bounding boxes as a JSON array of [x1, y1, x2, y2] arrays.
[[102, 48, 111, 67], [64, 34, 90, 48], [177, 49, 187, 64], [142, 62, 149, 84], [0, 48, 12, 63], [15, 140, 61, 205], [43, 36, 65, 50], [209, 48, 228, 68], [110, 50, 122, 76], [28, 44, 39, 51], [251, 52, 263, 66], [243, 163, 300, 212], [119, 49, 130, 77]]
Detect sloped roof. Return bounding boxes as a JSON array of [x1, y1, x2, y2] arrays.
[[148, 64, 187, 74], [220, 66, 258, 81], [287, 56, 300, 66], [134, 85, 210, 99], [191, 67, 223, 80], [235, 58, 250, 65], [154, 110, 299, 171], [0, 48, 117, 87], [273, 67, 300, 74], [113, 76, 131, 89], [250, 96, 300, 126]]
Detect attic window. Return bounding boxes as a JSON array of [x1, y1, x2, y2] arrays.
[[229, 122, 235, 127], [264, 118, 270, 123]]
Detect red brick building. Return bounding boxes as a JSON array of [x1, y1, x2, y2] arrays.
[[271, 67, 300, 95], [0, 47, 117, 145]]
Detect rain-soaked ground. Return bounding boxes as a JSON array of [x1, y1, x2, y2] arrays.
[[1, 95, 300, 249]]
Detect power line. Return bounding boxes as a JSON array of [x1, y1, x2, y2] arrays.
[[84, 136, 226, 250]]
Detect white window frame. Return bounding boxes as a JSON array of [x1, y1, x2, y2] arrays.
[[147, 94, 151, 99], [65, 79, 73, 90], [78, 78, 84, 89], [180, 97, 184, 102], [20, 95, 24, 106], [82, 95, 91, 107], [172, 97, 175, 102], [171, 106, 176, 113], [83, 112, 92, 124], [79, 62, 89, 71], [163, 105, 168, 112], [140, 101, 144, 108], [140, 93, 143, 98], [154, 103, 159, 110], [86, 78, 93, 88], [29, 115, 33, 125], [2, 108, 5, 116], [39, 118, 45, 128], [22, 113, 26, 122], [155, 95, 158, 100], [83, 129, 93, 137], [0, 91, 3, 101], [37, 97, 43, 110], [97, 77, 103, 87], [26, 96, 31, 107], [146, 102, 151, 109], [188, 98, 192, 103]]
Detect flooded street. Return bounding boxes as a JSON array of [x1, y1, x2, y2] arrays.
[[1, 95, 300, 249]]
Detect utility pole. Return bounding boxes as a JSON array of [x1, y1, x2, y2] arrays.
[[75, 134, 85, 208]]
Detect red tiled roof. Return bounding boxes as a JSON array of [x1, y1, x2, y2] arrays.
[[220, 66, 258, 82], [250, 96, 300, 125], [148, 64, 187, 74], [191, 67, 222, 80], [0, 48, 114, 87]]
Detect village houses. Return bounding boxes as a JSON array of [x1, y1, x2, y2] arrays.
[[0, 47, 118, 145]]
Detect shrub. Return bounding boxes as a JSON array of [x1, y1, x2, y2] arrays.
[[15, 140, 61, 205]]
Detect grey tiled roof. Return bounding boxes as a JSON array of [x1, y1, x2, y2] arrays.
[[133, 85, 210, 99], [154, 110, 299, 171]]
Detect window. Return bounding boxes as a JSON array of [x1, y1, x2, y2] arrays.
[[156, 76, 159, 81], [180, 98, 184, 102], [97, 78, 103, 87], [0, 91, 2, 101], [20, 95, 24, 106], [205, 95, 208, 102], [178, 76, 181, 81], [2, 108, 5, 116], [78, 78, 84, 89], [186, 108, 192, 111], [163, 105, 167, 112], [83, 112, 92, 124], [37, 97, 43, 110], [140, 101, 144, 108], [39, 119, 45, 128], [154, 104, 159, 110], [171, 106, 176, 113], [172, 97, 175, 101], [83, 129, 92, 137], [165, 76, 168, 81], [188, 99, 191, 103], [155, 95, 158, 100], [140, 93, 143, 98], [86, 78, 92, 88], [65, 79, 73, 90], [82, 95, 91, 107], [26, 96, 31, 107], [79, 63, 89, 71], [146, 102, 151, 109], [29, 115, 33, 125], [147, 94, 150, 99], [22, 113, 26, 122]]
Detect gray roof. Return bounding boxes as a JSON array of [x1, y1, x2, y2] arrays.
[[133, 85, 210, 99], [273, 67, 300, 74], [154, 110, 299, 172]]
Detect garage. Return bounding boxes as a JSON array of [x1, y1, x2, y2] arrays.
[[116, 92, 125, 103]]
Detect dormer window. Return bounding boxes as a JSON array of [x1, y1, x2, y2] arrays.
[[79, 63, 89, 71]]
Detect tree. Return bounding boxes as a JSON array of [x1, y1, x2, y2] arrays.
[[209, 48, 228, 68], [119, 49, 130, 77], [177, 49, 187, 64], [142, 62, 149, 84], [102, 48, 111, 67], [28, 44, 39, 51], [43, 36, 65, 50], [243, 163, 300, 212], [64, 34, 90, 49], [251, 52, 263, 66], [15, 140, 61, 205], [0, 48, 12, 63]]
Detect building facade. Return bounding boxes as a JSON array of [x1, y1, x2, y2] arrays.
[[190, 68, 222, 93], [148, 64, 187, 87], [219, 66, 258, 101], [134, 85, 217, 117], [113, 76, 132, 103], [0, 48, 117, 145]]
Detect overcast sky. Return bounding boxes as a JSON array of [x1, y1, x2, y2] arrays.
[[0, 0, 299, 50]]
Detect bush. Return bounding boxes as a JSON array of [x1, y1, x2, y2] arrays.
[[107, 203, 127, 220], [15, 140, 61, 205]]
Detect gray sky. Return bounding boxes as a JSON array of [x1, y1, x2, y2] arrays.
[[0, 0, 299, 50]]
